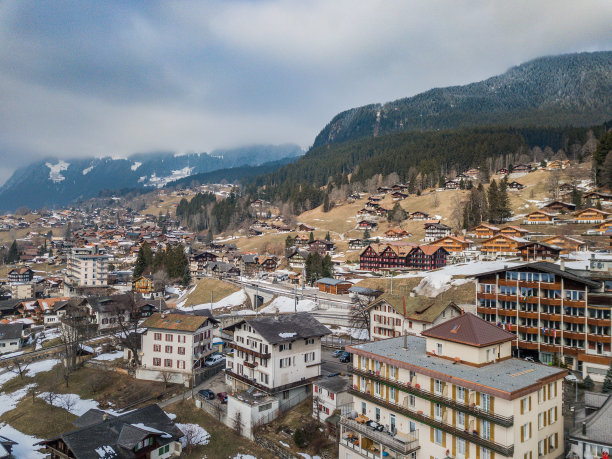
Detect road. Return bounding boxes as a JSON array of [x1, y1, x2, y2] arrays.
[[321, 347, 350, 376]]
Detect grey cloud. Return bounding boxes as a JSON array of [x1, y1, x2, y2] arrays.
[[0, 0, 611, 185]]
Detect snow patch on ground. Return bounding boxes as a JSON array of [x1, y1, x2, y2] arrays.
[[0, 384, 36, 416], [0, 350, 24, 360], [233, 455, 258, 459], [92, 350, 124, 361], [179, 290, 247, 311], [0, 423, 45, 458], [176, 423, 211, 447], [26, 359, 60, 377], [131, 161, 142, 171], [333, 326, 369, 340], [279, 440, 290, 448], [45, 160, 70, 183], [82, 165, 94, 175], [37, 392, 101, 416], [259, 296, 317, 314]]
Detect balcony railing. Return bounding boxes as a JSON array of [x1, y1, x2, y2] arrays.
[[225, 369, 318, 395], [340, 416, 419, 455], [349, 366, 514, 427], [228, 342, 270, 359], [348, 388, 514, 457]]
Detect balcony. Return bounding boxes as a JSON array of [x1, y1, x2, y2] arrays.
[[587, 317, 611, 327], [563, 315, 587, 324], [540, 313, 561, 322], [563, 330, 586, 340], [340, 417, 419, 457], [228, 342, 270, 359], [348, 388, 514, 457], [477, 306, 497, 315], [243, 360, 258, 369], [349, 366, 514, 427], [225, 369, 318, 395], [477, 293, 496, 301]]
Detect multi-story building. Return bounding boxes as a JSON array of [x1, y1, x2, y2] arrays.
[[424, 223, 451, 243], [341, 313, 566, 459], [541, 235, 587, 254], [523, 211, 558, 225], [64, 245, 111, 294], [359, 244, 447, 272], [368, 294, 463, 340], [313, 375, 352, 422], [480, 234, 526, 257], [429, 236, 472, 253], [471, 224, 500, 239], [475, 262, 612, 381], [224, 313, 331, 407], [8, 267, 33, 284], [137, 312, 216, 386], [574, 208, 611, 224]]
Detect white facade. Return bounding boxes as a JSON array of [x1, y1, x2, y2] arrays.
[[0, 336, 22, 354], [312, 378, 353, 421], [226, 393, 279, 440], [66, 245, 110, 288], [137, 315, 214, 386]]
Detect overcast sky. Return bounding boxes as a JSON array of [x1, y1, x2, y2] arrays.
[[0, 0, 611, 185]]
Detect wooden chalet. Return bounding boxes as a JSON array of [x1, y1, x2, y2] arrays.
[[348, 239, 368, 249], [523, 210, 559, 225], [480, 234, 525, 256], [132, 276, 154, 294], [508, 181, 525, 190], [410, 211, 429, 221], [408, 245, 448, 271], [308, 239, 335, 256], [541, 235, 587, 253], [287, 250, 307, 269], [471, 223, 500, 238], [8, 267, 34, 283], [583, 191, 612, 204], [248, 228, 263, 237], [358, 220, 377, 230], [359, 243, 413, 271], [445, 180, 460, 190], [429, 235, 472, 253], [573, 208, 611, 223], [391, 184, 409, 192], [384, 228, 409, 240], [259, 256, 279, 272], [512, 164, 532, 173], [297, 223, 315, 232], [546, 159, 570, 170], [376, 186, 392, 194], [499, 226, 530, 238], [190, 251, 217, 273], [540, 201, 576, 214], [391, 191, 408, 201], [518, 241, 562, 262], [558, 183, 574, 193], [594, 219, 612, 234], [497, 168, 509, 175], [294, 234, 310, 246]]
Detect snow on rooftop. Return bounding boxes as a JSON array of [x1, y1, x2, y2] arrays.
[[279, 332, 297, 338], [259, 296, 317, 314], [179, 290, 247, 311]]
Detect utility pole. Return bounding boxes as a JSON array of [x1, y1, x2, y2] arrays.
[[255, 283, 259, 317], [294, 287, 297, 313]]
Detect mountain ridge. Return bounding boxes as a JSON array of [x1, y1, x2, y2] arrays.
[[0, 144, 303, 211], [313, 51, 612, 148]]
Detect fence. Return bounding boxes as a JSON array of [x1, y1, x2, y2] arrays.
[[321, 335, 367, 349], [194, 361, 225, 385]]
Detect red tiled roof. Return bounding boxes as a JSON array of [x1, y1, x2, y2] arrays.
[[421, 313, 515, 347]]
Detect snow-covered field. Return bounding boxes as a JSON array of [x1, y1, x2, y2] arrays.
[[179, 290, 247, 311], [92, 350, 124, 361], [37, 392, 102, 416], [259, 296, 317, 314], [176, 423, 211, 447]]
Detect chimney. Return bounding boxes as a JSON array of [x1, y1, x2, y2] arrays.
[[582, 421, 586, 435], [103, 413, 109, 421], [560, 259, 565, 271]]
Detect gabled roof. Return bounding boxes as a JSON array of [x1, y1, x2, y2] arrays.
[[0, 323, 24, 340], [369, 294, 464, 324], [316, 278, 352, 286], [414, 245, 447, 255], [421, 313, 515, 347], [473, 261, 600, 287], [226, 312, 331, 344], [569, 393, 612, 447]]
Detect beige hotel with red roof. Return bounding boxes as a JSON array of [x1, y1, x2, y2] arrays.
[[339, 313, 565, 459]]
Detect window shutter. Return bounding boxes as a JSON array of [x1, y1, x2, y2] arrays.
[[452, 436, 456, 457], [491, 424, 495, 443], [554, 406, 558, 422], [529, 422, 532, 438], [554, 433, 558, 449], [442, 432, 446, 448], [452, 385, 457, 400], [520, 425, 524, 443], [431, 378, 435, 392], [490, 396, 494, 414], [466, 441, 470, 458], [554, 382, 558, 397], [520, 400, 524, 415], [476, 445, 480, 459], [476, 392, 481, 407], [452, 409, 456, 427], [430, 402, 434, 418], [430, 427, 434, 443]]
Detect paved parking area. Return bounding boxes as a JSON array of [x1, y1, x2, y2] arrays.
[[321, 347, 350, 376]]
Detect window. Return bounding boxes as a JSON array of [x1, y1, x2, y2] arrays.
[[457, 438, 466, 459], [304, 352, 315, 363], [389, 365, 397, 379], [375, 407, 380, 421], [437, 343, 443, 355], [456, 386, 465, 403], [481, 448, 490, 459], [165, 334, 173, 342], [521, 396, 531, 414], [153, 344, 161, 352], [178, 347, 185, 355], [153, 358, 161, 366], [305, 338, 314, 345], [481, 393, 490, 412], [389, 387, 396, 402], [538, 440, 545, 457], [154, 332, 162, 340], [434, 379, 442, 394], [538, 412, 544, 430], [434, 403, 442, 420], [408, 394, 416, 407], [481, 420, 490, 440], [279, 343, 292, 351], [361, 402, 366, 415], [457, 411, 465, 429], [165, 345, 172, 353], [279, 357, 291, 368], [548, 407, 557, 424], [521, 422, 531, 441], [548, 433, 557, 451], [434, 428, 443, 445], [374, 382, 381, 397], [164, 359, 172, 367]]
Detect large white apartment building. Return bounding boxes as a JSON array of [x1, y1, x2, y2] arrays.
[[65, 245, 111, 293], [225, 313, 331, 405], [341, 313, 566, 459], [136, 312, 216, 386]]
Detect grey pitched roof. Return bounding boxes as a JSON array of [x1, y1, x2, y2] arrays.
[[0, 299, 22, 312], [87, 293, 134, 314], [570, 394, 612, 447], [315, 375, 351, 394], [348, 334, 566, 399], [72, 409, 109, 429], [584, 391, 610, 410], [42, 404, 182, 459], [229, 312, 331, 344], [0, 324, 23, 340], [474, 261, 600, 288], [316, 278, 351, 286]]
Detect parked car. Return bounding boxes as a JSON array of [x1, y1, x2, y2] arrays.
[[204, 354, 225, 367], [217, 392, 228, 403], [198, 389, 215, 400], [327, 372, 341, 378], [339, 351, 351, 363], [331, 349, 342, 358]]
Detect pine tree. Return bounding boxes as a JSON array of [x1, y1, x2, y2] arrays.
[[322, 193, 331, 213], [603, 360, 612, 394], [324, 232, 331, 242], [6, 240, 18, 263], [570, 187, 582, 209], [322, 255, 333, 278], [363, 228, 371, 240], [133, 243, 153, 278], [488, 180, 500, 223], [309, 231, 314, 242], [285, 235, 294, 248], [498, 177, 512, 222]]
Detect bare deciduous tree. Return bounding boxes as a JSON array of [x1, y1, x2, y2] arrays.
[[158, 370, 173, 389], [233, 411, 243, 436], [548, 170, 561, 200], [349, 296, 371, 336], [6, 359, 30, 380], [87, 372, 106, 394], [111, 293, 142, 366]]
